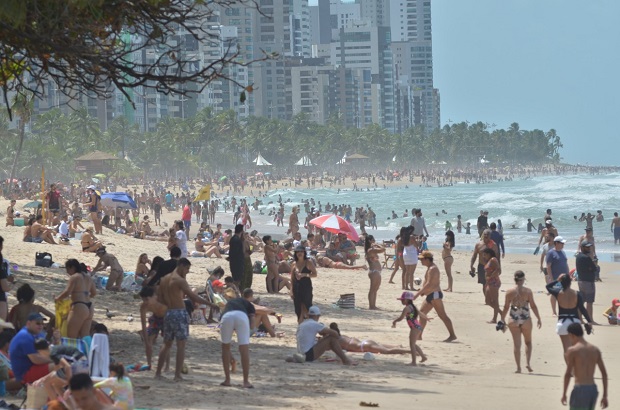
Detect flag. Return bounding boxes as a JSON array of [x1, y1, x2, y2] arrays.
[[194, 184, 211, 201], [41, 166, 46, 221]]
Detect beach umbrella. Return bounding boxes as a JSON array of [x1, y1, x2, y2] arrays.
[[264, 172, 271, 175], [100, 192, 137, 209], [309, 214, 360, 241], [255, 172, 263, 176], [23, 200, 42, 209], [91, 177, 100, 183], [94, 173, 107, 179], [219, 176, 228, 182]]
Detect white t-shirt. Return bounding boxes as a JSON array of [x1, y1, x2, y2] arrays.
[[296, 319, 325, 354], [59, 221, 69, 236], [176, 230, 188, 258]]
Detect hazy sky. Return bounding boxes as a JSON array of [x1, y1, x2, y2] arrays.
[[432, 0, 620, 165]]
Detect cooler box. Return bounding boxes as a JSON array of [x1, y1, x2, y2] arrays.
[[14, 218, 25, 227]]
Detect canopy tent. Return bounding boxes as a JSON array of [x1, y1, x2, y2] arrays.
[[346, 153, 369, 160], [295, 156, 313, 166], [253, 152, 272, 166], [480, 156, 490, 164], [336, 152, 348, 165], [74, 151, 118, 175], [100, 192, 137, 209]]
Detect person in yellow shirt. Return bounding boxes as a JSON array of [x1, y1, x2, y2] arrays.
[[602, 298, 620, 324]]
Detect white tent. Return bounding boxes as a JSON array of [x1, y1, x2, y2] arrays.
[[253, 152, 272, 166], [336, 152, 348, 165], [480, 156, 490, 164], [295, 156, 313, 166]]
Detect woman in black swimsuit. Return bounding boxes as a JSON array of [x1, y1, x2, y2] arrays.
[[55, 259, 96, 338], [291, 245, 317, 323]]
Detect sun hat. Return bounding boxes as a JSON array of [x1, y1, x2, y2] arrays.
[[397, 291, 415, 301], [554, 236, 566, 243], [212, 280, 224, 288], [612, 298, 620, 307], [86, 185, 96, 190], [308, 306, 321, 316]]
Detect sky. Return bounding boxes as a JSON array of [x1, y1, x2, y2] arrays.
[[432, 0, 620, 165]]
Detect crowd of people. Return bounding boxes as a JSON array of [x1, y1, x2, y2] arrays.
[[0, 171, 615, 409]]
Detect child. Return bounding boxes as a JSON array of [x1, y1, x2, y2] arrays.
[[602, 298, 620, 325], [465, 222, 471, 235], [138, 287, 168, 370], [94, 363, 134, 410], [392, 291, 429, 366]]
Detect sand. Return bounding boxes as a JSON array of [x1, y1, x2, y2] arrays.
[[0, 196, 617, 410]]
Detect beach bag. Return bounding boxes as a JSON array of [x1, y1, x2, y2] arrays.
[[35, 252, 53, 268], [336, 293, 355, 309], [25, 384, 48, 409]]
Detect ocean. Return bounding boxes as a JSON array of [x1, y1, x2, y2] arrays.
[[236, 173, 620, 261]]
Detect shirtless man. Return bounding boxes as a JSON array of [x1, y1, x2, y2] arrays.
[[288, 207, 300, 235], [611, 212, 620, 245], [92, 248, 124, 291], [561, 323, 608, 410], [69, 216, 84, 238], [414, 251, 457, 342], [155, 258, 214, 381], [5, 199, 16, 226], [470, 229, 499, 294], [81, 228, 102, 252], [263, 235, 279, 293], [68, 374, 119, 410], [139, 286, 168, 370], [31, 215, 57, 244], [538, 220, 558, 249]]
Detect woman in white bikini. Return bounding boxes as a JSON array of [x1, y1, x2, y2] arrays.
[[499, 271, 542, 373], [364, 235, 384, 310]]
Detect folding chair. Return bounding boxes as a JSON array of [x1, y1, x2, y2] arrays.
[[382, 240, 396, 269]]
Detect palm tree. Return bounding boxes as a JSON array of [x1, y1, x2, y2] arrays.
[[8, 92, 33, 195]]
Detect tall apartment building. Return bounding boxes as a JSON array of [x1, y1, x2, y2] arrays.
[[330, 24, 395, 132]]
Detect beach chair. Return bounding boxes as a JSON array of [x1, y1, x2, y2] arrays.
[[382, 240, 395, 269]]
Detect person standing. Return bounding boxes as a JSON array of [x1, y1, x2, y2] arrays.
[[0, 236, 10, 321], [228, 224, 245, 288], [470, 229, 499, 295], [155, 258, 213, 381], [489, 222, 505, 260], [174, 221, 188, 259], [610, 212, 620, 245], [83, 185, 102, 235], [546, 236, 569, 317], [410, 209, 429, 237], [46, 183, 62, 226], [442, 230, 455, 292], [499, 271, 542, 373], [181, 201, 192, 237], [5, 199, 16, 226], [575, 240, 598, 324], [291, 246, 317, 323], [220, 289, 256, 389], [414, 251, 457, 342], [364, 235, 384, 310], [561, 323, 608, 410]]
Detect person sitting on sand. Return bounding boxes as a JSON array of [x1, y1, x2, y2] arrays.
[[135, 254, 150, 280], [67, 373, 119, 410], [94, 362, 134, 410], [191, 232, 222, 258], [69, 216, 85, 238], [138, 286, 169, 371], [81, 228, 102, 253], [23, 216, 35, 242], [92, 248, 125, 292], [242, 289, 283, 338], [294, 306, 352, 365], [325, 242, 346, 264], [31, 215, 57, 244], [329, 322, 411, 355], [602, 298, 620, 324], [9, 284, 55, 331]]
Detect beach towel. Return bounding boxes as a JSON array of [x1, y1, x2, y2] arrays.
[[60, 337, 90, 356], [89, 333, 110, 378], [55, 299, 72, 337]]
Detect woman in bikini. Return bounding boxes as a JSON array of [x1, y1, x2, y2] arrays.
[[135, 253, 151, 280], [442, 230, 455, 292], [330, 323, 411, 355], [55, 259, 96, 338], [483, 247, 501, 323], [315, 254, 365, 270], [499, 271, 542, 373], [365, 235, 384, 310], [81, 228, 102, 253], [83, 186, 102, 235]]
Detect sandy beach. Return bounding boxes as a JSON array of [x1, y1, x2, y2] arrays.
[[0, 193, 617, 410]]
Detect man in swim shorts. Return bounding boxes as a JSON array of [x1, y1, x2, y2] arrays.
[[561, 323, 608, 410], [611, 212, 620, 245], [155, 258, 214, 381], [470, 229, 498, 295], [296, 306, 352, 365], [414, 251, 457, 342]]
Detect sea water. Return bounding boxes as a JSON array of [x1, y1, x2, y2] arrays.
[[236, 173, 620, 261]]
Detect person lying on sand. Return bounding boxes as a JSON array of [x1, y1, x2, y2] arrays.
[[329, 322, 410, 354]]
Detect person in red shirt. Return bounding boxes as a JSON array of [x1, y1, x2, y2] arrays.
[[46, 184, 61, 225], [181, 201, 192, 237]]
